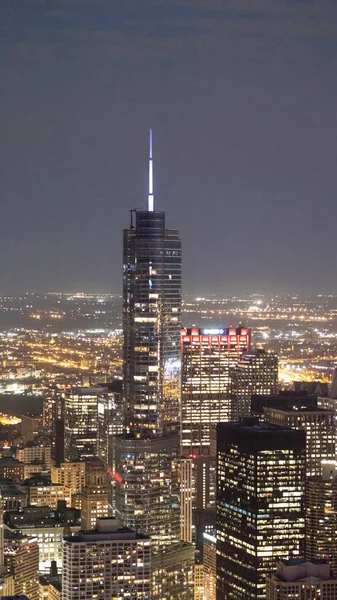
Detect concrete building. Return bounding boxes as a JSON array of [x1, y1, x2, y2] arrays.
[[266, 559, 337, 600], [4, 531, 39, 600], [20, 414, 42, 443], [51, 462, 85, 505], [19, 477, 68, 508], [80, 458, 109, 530], [0, 459, 24, 482], [62, 518, 151, 600], [16, 442, 51, 470], [203, 532, 216, 600]]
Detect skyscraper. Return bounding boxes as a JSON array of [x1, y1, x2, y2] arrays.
[[180, 326, 250, 550], [116, 131, 194, 599], [263, 405, 335, 477], [181, 326, 250, 455], [306, 461, 337, 576], [230, 349, 278, 421], [216, 418, 306, 600]]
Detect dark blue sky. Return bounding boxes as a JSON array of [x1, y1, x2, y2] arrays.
[[1, 0, 337, 295]]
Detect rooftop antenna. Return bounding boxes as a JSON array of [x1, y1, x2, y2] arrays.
[[148, 129, 154, 211]]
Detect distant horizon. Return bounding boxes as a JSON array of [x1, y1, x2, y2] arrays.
[[1, 289, 337, 298]]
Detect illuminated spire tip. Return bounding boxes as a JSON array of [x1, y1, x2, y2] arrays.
[[148, 129, 154, 211]]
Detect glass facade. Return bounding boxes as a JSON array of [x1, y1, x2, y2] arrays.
[[306, 466, 337, 576], [264, 407, 335, 477], [216, 419, 306, 600], [123, 211, 182, 437], [230, 349, 278, 421]]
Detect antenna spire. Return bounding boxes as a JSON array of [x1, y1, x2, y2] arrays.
[[148, 129, 154, 211]]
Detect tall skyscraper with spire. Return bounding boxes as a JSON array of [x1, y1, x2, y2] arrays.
[[115, 131, 194, 599]]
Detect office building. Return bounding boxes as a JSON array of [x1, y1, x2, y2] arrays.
[[116, 132, 194, 599], [0, 575, 14, 597], [181, 458, 193, 543], [97, 379, 123, 469], [16, 442, 52, 470], [116, 434, 180, 551], [306, 461, 337, 576], [5, 505, 80, 574], [19, 477, 67, 508], [64, 387, 102, 462], [266, 559, 337, 600], [217, 418, 306, 600], [263, 406, 335, 476], [203, 532, 216, 600], [230, 349, 278, 420], [151, 542, 195, 600], [20, 414, 42, 443], [80, 458, 109, 530], [62, 518, 151, 600], [0, 458, 24, 481], [194, 563, 204, 600], [180, 326, 249, 551], [4, 531, 39, 600], [97, 380, 123, 512], [0, 482, 27, 512], [251, 391, 318, 418], [51, 462, 85, 503], [181, 326, 250, 455]]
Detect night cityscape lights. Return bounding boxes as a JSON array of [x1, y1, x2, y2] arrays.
[[0, 146, 337, 600]]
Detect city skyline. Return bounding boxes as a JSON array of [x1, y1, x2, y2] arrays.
[[2, 1, 337, 294]]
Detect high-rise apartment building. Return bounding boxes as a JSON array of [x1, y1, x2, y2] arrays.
[[230, 349, 278, 421], [80, 458, 109, 530], [181, 326, 250, 455], [62, 518, 151, 600], [266, 559, 337, 600], [306, 461, 337, 576], [116, 132, 194, 599], [4, 531, 39, 600], [263, 406, 335, 476], [216, 418, 306, 600]]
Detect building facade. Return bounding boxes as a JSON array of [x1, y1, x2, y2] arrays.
[[306, 461, 337, 576], [263, 406, 335, 477], [216, 418, 306, 600], [62, 518, 151, 600], [181, 327, 250, 455], [266, 559, 337, 600], [116, 140, 194, 599], [230, 349, 278, 421], [80, 458, 109, 530]]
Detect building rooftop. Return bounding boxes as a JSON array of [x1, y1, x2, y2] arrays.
[[272, 559, 335, 583], [64, 518, 150, 543]]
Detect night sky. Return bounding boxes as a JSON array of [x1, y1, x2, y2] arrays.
[[1, 0, 337, 296]]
